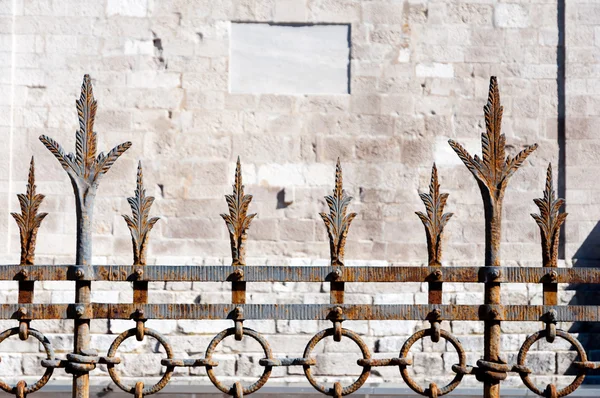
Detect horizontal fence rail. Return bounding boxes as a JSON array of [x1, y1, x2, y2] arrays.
[[3, 303, 600, 322], [0, 74, 599, 398], [4, 265, 600, 283]]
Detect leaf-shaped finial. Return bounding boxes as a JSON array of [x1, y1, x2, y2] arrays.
[[531, 163, 567, 268], [221, 157, 256, 266], [319, 158, 357, 266], [122, 161, 159, 266], [415, 164, 453, 266], [448, 76, 538, 200], [39, 74, 132, 190], [11, 157, 47, 265]]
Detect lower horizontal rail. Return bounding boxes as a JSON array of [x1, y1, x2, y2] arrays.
[[4, 304, 600, 321]]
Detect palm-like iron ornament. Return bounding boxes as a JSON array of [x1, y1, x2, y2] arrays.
[[416, 164, 453, 267], [123, 162, 160, 266], [11, 157, 47, 265], [532, 164, 567, 268], [320, 159, 356, 266], [448, 77, 538, 201], [221, 157, 256, 266], [39, 75, 132, 188], [448, 76, 538, 266], [39, 74, 131, 265]]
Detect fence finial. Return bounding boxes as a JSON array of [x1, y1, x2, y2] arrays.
[[11, 157, 47, 265], [221, 157, 256, 266], [532, 163, 567, 268], [39, 75, 132, 189], [320, 158, 356, 266], [448, 76, 538, 200], [416, 164, 452, 267], [123, 161, 159, 266]]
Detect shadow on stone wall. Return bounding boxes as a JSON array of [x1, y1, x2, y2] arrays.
[[570, 222, 600, 384]]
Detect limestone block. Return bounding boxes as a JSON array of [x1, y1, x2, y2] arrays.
[[106, 0, 147, 17], [230, 23, 349, 94], [274, 0, 307, 22]]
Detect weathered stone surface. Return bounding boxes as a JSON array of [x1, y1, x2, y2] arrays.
[[230, 23, 349, 94]]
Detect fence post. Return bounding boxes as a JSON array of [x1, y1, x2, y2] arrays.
[[39, 75, 131, 398], [448, 76, 538, 398]]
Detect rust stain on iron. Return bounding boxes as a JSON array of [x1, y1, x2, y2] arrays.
[[123, 161, 159, 267], [221, 157, 256, 267], [11, 157, 47, 266], [416, 163, 453, 268], [221, 158, 255, 305], [320, 158, 356, 267], [532, 164, 567, 306], [416, 164, 452, 306]]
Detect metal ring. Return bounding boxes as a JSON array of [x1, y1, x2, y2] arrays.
[[400, 328, 466, 396], [205, 327, 272, 395], [0, 328, 55, 395], [303, 328, 371, 396], [106, 328, 174, 396], [518, 329, 587, 397]]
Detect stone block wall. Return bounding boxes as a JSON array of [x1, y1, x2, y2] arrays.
[[0, 0, 597, 393]]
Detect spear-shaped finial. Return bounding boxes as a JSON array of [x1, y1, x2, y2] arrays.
[[448, 76, 538, 200], [531, 164, 567, 268], [122, 162, 159, 266], [416, 164, 453, 266], [39, 74, 132, 190], [320, 158, 357, 266], [221, 157, 256, 266], [11, 157, 47, 265]]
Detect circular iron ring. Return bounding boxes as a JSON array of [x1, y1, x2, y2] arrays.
[[205, 327, 273, 395], [400, 328, 466, 396], [518, 329, 587, 397], [0, 328, 55, 395], [106, 327, 174, 396], [303, 328, 371, 396]]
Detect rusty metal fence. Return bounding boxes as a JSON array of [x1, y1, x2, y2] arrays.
[[1, 75, 599, 398]]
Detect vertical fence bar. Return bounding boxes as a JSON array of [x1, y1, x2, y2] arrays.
[[320, 159, 355, 307], [122, 161, 159, 396], [12, 157, 47, 343], [532, 164, 567, 345], [320, 159, 356, 396], [417, 164, 452, 355], [122, 161, 159, 345], [449, 77, 537, 398], [39, 75, 131, 398], [221, 158, 255, 340], [416, 164, 452, 306]]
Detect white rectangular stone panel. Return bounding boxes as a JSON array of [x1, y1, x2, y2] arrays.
[[230, 23, 350, 94]]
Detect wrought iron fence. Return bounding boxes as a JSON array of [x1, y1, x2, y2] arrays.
[[0, 75, 599, 398]]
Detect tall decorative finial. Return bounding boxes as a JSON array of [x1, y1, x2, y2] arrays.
[[531, 164, 567, 268], [416, 164, 453, 266], [320, 158, 357, 266], [448, 76, 538, 267], [39, 74, 132, 189], [221, 157, 256, 266], [448, 77, 538, 201], [123, 162, 159, 266], [11, 157, 47, 265], [38, 74, 132, 265]]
